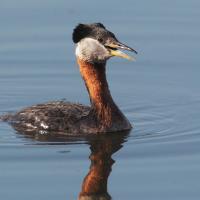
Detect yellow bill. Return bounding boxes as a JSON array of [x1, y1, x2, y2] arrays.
[[110, 49, 136, 61]]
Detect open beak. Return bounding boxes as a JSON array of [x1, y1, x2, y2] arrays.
[[105, 41, 137, 61]]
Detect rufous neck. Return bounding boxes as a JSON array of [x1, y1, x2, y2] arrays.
[[77, 58, 121, 124]]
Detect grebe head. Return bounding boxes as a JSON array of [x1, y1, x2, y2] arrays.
[[73, 23, 137, 63]]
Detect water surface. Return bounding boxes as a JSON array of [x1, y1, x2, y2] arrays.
[[1, 0, 200, 199]]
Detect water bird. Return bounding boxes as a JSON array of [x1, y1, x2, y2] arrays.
[[0, 23, 137, 135]]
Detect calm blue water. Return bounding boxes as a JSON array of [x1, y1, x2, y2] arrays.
[[1, 0, 200, 199]]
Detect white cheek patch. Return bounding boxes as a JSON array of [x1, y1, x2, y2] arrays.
[[75, 38, 109, 62]]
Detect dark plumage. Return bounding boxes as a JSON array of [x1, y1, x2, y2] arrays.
[[73, 23, 109, 44], [3, 101, 90, 135]]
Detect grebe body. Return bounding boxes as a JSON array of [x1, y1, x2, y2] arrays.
[[0, 23, 137, 135]]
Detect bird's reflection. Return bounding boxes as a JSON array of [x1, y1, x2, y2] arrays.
[[78, 131, 129, 200], [14, 129, 129, 199]]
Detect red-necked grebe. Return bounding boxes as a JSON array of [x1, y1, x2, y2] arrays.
[[0, 23, 137, 135]]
